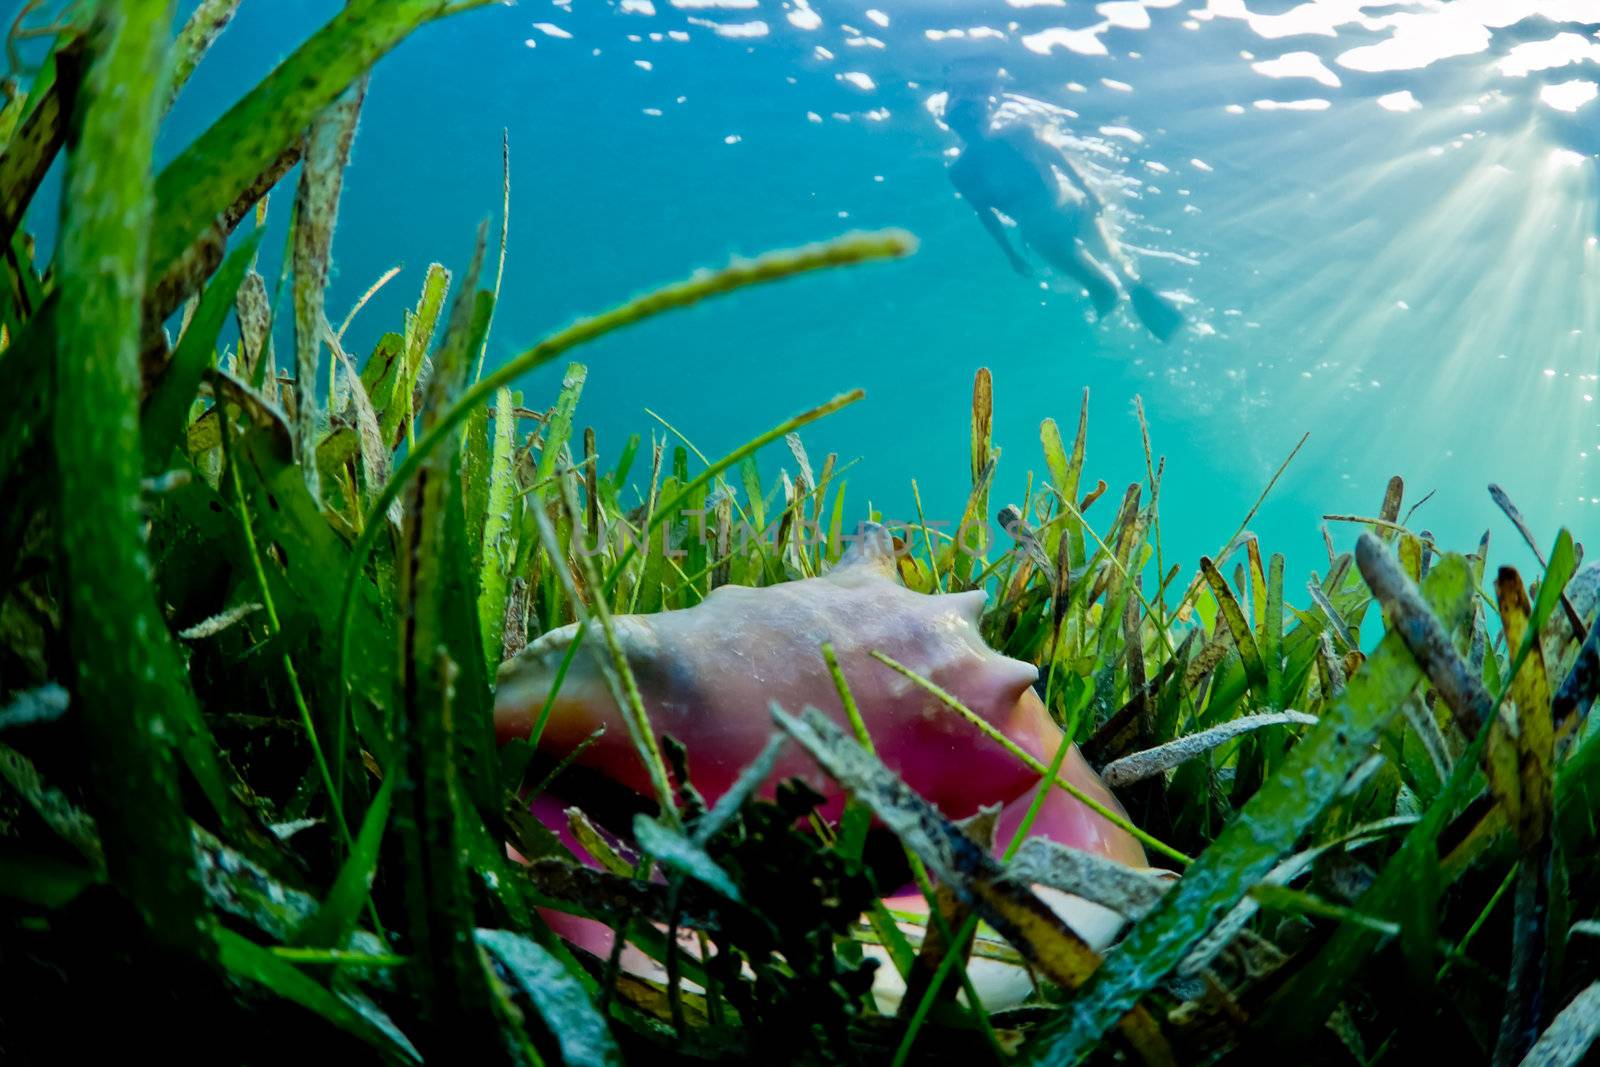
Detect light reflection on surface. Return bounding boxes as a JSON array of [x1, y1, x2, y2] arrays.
[[513, 0, 1599, 543], [524, 0, 1600, 524]]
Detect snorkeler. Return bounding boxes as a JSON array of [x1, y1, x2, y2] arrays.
[[944, 88, 1185, 342]]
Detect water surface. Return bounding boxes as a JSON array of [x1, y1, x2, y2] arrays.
[[157, 0, 1600, 580]]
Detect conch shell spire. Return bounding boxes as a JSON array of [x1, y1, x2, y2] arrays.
[[830, 521, 900, 580]]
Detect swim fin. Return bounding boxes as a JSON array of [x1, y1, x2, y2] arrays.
[[1078, 268, 1120, 318], [1129, 283, 1185, 342]]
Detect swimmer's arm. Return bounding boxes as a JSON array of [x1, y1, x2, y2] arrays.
[[973, 205, 1032, 276], [972, 206, 1024, 278], [951, 155, 1032, 275], [1055, 153, 1107, 214], [1021, 130, 1106, 215]]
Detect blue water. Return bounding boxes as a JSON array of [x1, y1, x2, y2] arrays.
[[48, 2, 1600, 583]]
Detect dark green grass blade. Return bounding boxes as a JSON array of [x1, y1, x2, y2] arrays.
[[1256, 696, 1496, 1043], [633, 815, 742, 902], [1018, 548, 1473, 1064], [0, 845, 101, 908], [293, 770, 396, 950], [1199, 554, 1269, 697], [408, 280, 503, 822], [0, 32, 78, 250], [1041, 388, 1090, 567], [532, 361, 587, 492], [52, 0, 211, 951], [386, 263, 451, 447], [1264, 552, 1286, 705], [477, 929, 624, 1067], [0, 299, 54, 534], [695, 732, 788, 845], [475, 385, 519, 672], [390, 237, 512, 1051], [221, 428, 396, 763], [1530, 530, 1578, 657], [1252, 534, 1572, 1044], [214, 928, 420, 1063], [143, 229, 263, 471]]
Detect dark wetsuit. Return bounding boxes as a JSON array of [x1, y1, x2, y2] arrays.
[[948, 107, 1184, 340]]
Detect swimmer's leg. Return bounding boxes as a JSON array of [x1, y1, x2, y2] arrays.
[[1072, 253, 1121, 318], [1024, 224, 1122, 316], [1128, 283, 1185, 342]]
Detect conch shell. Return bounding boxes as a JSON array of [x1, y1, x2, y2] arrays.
[[494, 522, 1147, 1007]]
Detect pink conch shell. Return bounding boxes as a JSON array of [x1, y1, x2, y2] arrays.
[[493, 522, 1148, 1004]]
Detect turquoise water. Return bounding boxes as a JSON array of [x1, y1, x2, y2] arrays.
[[159, 2, 1600, 583]]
